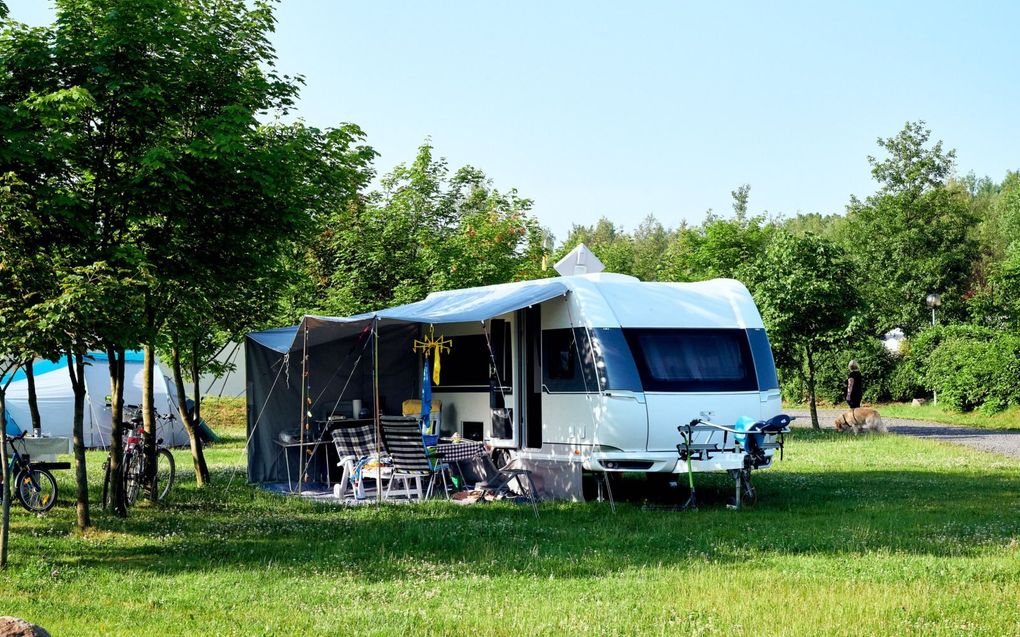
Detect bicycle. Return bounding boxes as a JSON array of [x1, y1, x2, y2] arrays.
[[2, 430, 70, 513], [101, 405, 175, 509]]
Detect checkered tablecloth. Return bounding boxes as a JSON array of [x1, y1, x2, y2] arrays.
[[432, 441, 486, 462]]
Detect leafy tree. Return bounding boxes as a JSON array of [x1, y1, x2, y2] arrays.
[[1, 0, 371, 499], [742, 231, 857, 429], [994, 172, 1020, 247], [840, 122, 977, 334], [659, 213, 773, 282], [298, 141, 546, 318], [807, 339, 898, 405], [731, 184, 751, 218], [782, 212, 845, 239], [631, 215, 671, 281], [0, 174, 28, 568], [157, 121, 375, 486]]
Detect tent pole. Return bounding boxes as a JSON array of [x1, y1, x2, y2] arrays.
[[373, 317, 382, 505], [298, 322, 308, 494]]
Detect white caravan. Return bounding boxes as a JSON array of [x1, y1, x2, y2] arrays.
[[422, 273, 783, 479]]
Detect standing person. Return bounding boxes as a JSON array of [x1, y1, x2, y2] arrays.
[[846, 360, 864, 409]]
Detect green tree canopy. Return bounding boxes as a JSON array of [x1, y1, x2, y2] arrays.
[[292, 141, 548, 318], [659, 212, 773, 282], [840, 121, 977, 334], [742, 231, 857, 428]]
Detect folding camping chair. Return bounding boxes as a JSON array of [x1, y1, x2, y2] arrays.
[[380, 416, 451, 501], [331, 422, 377, 500], [451, 454, 539, 517]]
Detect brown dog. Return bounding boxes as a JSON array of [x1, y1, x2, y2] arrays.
[[834, 407, 887, 433]]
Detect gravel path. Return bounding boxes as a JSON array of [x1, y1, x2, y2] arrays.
[[788, 407, 1020, 461]]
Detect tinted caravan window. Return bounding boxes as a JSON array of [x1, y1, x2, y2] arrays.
[[746, 328, 779, 390], [589, 328, 643, 391], [542, 328, 598, 393], [624, 328, 758, 392], [434, 334, 489, 390]]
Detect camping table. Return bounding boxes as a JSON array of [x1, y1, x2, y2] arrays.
[[5, 436, 71, 461], [431, 440, 487, 463], [274, 435, 334, 493]]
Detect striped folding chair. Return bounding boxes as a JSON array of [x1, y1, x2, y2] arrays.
[[380, 416, 450, 500], [331, 422, 376, 500]]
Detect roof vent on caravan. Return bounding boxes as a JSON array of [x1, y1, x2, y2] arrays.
[[554, 243, 605, 277]]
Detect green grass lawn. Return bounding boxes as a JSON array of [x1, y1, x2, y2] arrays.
[[878, 402, 1020, 431], [2, 399, 1019, 636], [786, 400, 1020, 431]]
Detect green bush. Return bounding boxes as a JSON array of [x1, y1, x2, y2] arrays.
[[887, 359, 925, 402], [776, 339, 898, 406], [922, 331, 1020, 413], [813, 339, 897, 405], [779, 368, 807, 404]]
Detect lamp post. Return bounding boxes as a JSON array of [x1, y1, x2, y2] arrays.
[[926, 293, 941, 327], [926, 293, 942, 404]]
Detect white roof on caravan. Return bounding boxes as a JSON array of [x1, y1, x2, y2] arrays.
[[250, 273, 765, 354], [558, 274, 765, 330]]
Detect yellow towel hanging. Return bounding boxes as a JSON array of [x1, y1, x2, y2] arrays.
[[413, 326, 452, 385]]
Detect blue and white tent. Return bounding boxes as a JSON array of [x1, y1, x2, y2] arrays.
[[2, 352, 190, 449]]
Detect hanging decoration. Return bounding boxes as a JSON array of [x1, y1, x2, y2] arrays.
[[413, 326, 452, 385]]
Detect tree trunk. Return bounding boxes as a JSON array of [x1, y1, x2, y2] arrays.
[[142, 343, 158, 504], [106, 346, 128, 517], [1, 390, 12, 569], [67, 349, 90, 530], [171, 336, 209, 486], [24, 360, 41, 435], [191, 341, 202, 425], [805, 343, 820, 430]]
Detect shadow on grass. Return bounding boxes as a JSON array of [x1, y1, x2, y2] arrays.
[[23, 458, 1013, 582]]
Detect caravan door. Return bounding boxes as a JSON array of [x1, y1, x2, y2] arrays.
[[517, 306, 542, 449]]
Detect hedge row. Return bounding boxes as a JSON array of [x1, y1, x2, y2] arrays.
[[778, 325, 1020, 413]]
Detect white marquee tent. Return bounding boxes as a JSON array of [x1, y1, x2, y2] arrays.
[[2, 351, 190, 449]]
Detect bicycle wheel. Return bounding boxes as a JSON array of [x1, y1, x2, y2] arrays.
[[123, 450, 144, 507], [15, 468, 57, 513], [153, 448, 175, 501]]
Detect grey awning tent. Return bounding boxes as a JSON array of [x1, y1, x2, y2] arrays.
[[245, 279, 568, 484]]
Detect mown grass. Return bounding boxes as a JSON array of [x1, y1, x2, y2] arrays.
[[879, 402, 1020, 431], [785, 399, 1020, 431], [1, 398, 1018, 636]]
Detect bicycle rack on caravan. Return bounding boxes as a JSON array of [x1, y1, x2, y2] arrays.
[[674, 414, 793, 510]]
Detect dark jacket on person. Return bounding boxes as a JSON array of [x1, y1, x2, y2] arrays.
[[847, 370, 863, 409]]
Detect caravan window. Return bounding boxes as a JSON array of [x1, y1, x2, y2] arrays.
[[433, 334, 489, 391], [624, 328, 758, 392], [746, 328, 779, 390], [541, 328, 599, 393]]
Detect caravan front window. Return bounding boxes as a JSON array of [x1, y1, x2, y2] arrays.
[[624, 328, 758, 392]]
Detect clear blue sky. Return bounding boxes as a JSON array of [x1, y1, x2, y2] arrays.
[[7, 1, 1020, 241]]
